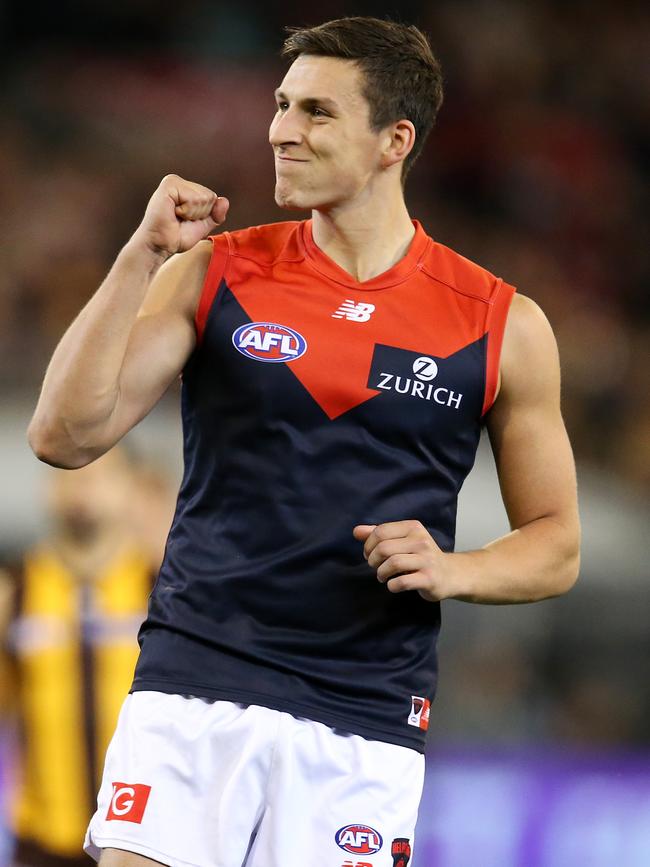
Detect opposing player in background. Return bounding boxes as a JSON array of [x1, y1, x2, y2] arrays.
[[0, 449, 159, 867], [27, 17, 580, 867]]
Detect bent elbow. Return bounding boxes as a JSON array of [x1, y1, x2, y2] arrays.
[[27, 418, 95, 469], [558, 547, 581, 596]]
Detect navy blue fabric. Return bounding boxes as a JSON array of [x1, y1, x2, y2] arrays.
[[133, 282, 488, 751]]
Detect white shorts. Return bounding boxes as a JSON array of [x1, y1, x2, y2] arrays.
[[85, 691, 424, 867]]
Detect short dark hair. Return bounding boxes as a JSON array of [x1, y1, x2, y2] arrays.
[[281, 17, 443, 180]]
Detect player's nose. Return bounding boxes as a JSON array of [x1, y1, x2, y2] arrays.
[[269, 107, 304, 148]]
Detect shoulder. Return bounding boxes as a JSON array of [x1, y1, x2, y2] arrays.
[[147, 222, 305, 328], [139, 239, 214, 319], [220, 220, 305, 268], [421, 238, 507, 303], [160, 238, 214, 276], [498, 293, 560, 405], [142, 239, 212, 313], [503, 294, 558, 360]]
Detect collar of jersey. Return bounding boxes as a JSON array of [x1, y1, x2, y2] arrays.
[[300, 218, 430, 290]]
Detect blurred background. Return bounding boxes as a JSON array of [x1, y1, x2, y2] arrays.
[[0, 0, 648, 865]]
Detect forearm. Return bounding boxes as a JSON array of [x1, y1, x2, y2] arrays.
[[28, 239, 167, 466], [448, 515, 580, 604]]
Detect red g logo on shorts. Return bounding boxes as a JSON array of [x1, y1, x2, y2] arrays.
[[106, 782, 151, 823]]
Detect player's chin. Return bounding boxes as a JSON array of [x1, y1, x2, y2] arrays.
[[274, 189, 308, 211], [274, 181, 320, 211]]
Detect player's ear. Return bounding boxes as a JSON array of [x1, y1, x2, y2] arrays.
[[380, 119, 415, 171]]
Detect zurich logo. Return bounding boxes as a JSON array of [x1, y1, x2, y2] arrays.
[[232, 322, 307, 363], [412, 355, 438, 381]]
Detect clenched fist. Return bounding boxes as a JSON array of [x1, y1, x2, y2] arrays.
[[353, 520, 462, 602], [132, 175, 229, 259]]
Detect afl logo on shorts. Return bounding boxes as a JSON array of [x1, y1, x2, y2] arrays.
[[335, 824, 383, 855], [232, 322, 307, 363], [106, 782, 151, 824]]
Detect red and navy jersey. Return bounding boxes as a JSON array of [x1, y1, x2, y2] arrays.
[[132, 219, 515, 752]]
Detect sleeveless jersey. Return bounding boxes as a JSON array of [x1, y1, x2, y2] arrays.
[[9, 545, 151, 858], [133, 219, 515, 752]]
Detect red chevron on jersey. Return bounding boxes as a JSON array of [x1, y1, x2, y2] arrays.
[[196, 220, 514, 419]]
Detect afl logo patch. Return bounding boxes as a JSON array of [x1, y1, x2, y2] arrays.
[[335, 824, 383, 855], [232, 322, 307, 363]]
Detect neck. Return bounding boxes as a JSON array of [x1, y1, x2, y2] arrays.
[[311, 192, 415, 282]]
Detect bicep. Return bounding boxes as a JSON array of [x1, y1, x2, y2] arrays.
[[107, 310, 195, 435], [486, 294, 579, 532], [103, 240, 212, 443]]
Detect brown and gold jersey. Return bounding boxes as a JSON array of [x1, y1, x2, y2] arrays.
[[9, 545, 151, 859]]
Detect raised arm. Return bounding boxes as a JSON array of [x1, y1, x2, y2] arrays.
[[28, 175, 229, 469], [354, 293, 581, 604]]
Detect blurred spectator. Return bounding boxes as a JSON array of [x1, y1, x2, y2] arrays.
[[0, 449, 157, 866]]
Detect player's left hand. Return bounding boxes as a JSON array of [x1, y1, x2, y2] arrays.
[[353, 521, 459, 602]]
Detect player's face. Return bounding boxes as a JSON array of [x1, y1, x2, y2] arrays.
[[269, 55, 387, 211]]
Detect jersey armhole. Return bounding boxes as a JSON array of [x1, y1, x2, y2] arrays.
[[194, 233, 231, 346], [481, 278, 517, 416]]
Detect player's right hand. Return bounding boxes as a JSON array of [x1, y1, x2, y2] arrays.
[[132, 174, 230, 259]]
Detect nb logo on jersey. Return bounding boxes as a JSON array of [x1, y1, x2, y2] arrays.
[[332, 300, 376, 322]]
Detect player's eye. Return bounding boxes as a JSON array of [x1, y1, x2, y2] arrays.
[[276, 101, 289, 111]]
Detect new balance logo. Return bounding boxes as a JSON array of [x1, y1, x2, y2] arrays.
[[332, 300, 376, 322]]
